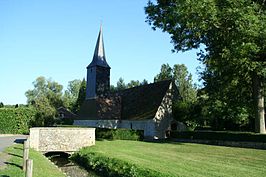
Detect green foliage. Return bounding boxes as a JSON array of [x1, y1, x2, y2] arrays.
[[73, 78, 86, 113], [71, 151, 166, 177], [0, 144, 65, 177], [155, 63, 197, 103], [96, 128, 143, 141], [171, 131, 266, 143], [25, 76, 64, 126], [0, 102, 4, 108], [111, 78, 149, 92], [25, 76, 64, 108], [154, 63, 173, 81], [63, 79, 82, 112], [0, 107, 36, 134], [145, 0, 266, 132]]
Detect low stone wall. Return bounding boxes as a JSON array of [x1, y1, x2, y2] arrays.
[[74, 119, 158, 139], [29, 127, 95, 152]]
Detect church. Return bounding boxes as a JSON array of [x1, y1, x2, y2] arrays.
[[73, 27, 178, 139]]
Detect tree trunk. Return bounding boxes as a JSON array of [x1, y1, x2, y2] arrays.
[[252, 73, 265, 134]]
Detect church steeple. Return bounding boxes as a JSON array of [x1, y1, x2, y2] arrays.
[[86, 26, 111, 100], [87, 25, 110, 69]]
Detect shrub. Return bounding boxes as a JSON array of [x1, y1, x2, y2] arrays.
[[96, 128, 143, 141], [170, 131, 266, 143], [0, 107, 36, 134], [71, 151, 167, 177]]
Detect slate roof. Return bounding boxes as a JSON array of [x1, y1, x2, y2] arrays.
[[78, 80, 175, 120], [87, 26, 110, 69]]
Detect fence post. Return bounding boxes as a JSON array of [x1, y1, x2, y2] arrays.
[[23, 139, 30, 171], [25, 159, 33, 177]]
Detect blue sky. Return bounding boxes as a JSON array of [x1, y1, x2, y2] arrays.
[[0, 0, 201, 105]]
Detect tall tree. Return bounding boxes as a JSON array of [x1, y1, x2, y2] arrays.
[[25, 76, 63, 126], [63, 79, 82, 111], [25, 76, 64, 108], [154, 64, 172, 82], [116, 77, 127, 91], [73, 78, 86, 113], [145, 0, 266, 133], [155, 63, 197, 103]]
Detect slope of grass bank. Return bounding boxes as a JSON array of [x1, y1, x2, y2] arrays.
[[0, 144, 65, 177], [73, 140, 266, 177]]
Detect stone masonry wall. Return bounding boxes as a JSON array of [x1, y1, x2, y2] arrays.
[[29, 127, 95, 152]]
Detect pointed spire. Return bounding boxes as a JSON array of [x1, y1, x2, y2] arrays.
[[87, 25, 110, 68]]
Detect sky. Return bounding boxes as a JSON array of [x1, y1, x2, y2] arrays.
[[0, 0, 201, 105]]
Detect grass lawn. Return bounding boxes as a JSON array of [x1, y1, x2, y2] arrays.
[[0, 144, 65, 177], [78, 140, 266, 177]]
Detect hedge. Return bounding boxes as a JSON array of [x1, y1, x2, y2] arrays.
[[170, 131, 266, 143], [96, 128, 143, 141], [71, 151, 167, 177], [0, 107, 36, 134]]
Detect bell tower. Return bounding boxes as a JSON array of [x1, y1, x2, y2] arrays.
[[86, 26, 110, 99]]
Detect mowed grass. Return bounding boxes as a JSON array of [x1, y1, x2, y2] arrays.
[[79, 140, 266, 177], [0, 144, 65, 177]]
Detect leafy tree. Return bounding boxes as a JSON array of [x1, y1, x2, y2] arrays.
[[73, 78, 86, 113], [116, 77, 127, 91], [127, 80, 141, 88], [0, 102, 4, 108], [25, 76, 64, 108], [154, 64, 172, 82], [63, 79, 82, 111], [25, 76, 64, 126], [141, 79, 149, 85], [145, 0, 266, 133], [155, 63, 197, 103]]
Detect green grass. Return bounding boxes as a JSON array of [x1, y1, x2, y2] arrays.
[[0, 144, 65, 177], [78, 140, 266, 177]]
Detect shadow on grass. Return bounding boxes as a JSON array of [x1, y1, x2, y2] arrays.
[[13, 147, 23, 150], [4, 162, 22, 169], [7, 153, 23, 158], [143, 138, 185, 145]]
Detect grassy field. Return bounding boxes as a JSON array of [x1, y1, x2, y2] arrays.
[[78, 140, 266, 177], [0, 144, 65, 177]]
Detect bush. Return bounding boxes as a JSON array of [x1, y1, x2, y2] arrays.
[[170, 131, 266, 143], [0, 107, 36, 134], [71, 151, 167, 177], [96, 128, 143, 141]]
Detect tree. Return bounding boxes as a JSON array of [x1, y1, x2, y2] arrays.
[[25, 76, 64, 126], [145, 0, 266, 133], [116, 77, 126, 91], [154, 64, 172, 82], [63, 79, 82, 111], [0, 102, 4, 108], [73, 78, 86, 113], [155, 63, 197, 103], [25, 76, 64, 108]]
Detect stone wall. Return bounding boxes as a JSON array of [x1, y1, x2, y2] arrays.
[[153, 82, 175, 139], [74, 119, 156, 138], [29, 127, 95, 152]]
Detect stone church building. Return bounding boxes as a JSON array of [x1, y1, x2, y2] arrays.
[[74, 27, 178, 139]]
